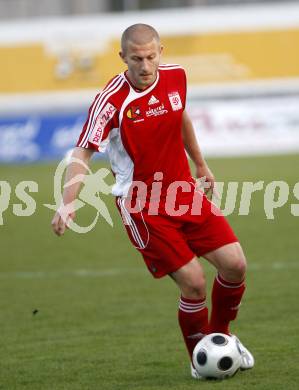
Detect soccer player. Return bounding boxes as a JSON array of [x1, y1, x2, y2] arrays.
[[51, 23, 254, 378]]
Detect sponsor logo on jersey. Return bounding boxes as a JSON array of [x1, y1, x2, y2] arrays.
[[146, 104, 168, 117], [127, 106, 142, 120], [90, 102, 116, 145], [148, 95, 159, 105], [168, 92, 183, 111]]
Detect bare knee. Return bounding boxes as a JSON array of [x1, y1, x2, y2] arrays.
[[180, 273, 206, 299], [170, 258, 207, 299], [205, 243, 247, 282], [220, 249, 247, 282]]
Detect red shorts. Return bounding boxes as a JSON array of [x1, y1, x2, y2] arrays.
[[116, 190, 238, 278]]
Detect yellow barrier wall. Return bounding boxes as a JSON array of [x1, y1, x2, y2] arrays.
[[2, 28, 299, 93]]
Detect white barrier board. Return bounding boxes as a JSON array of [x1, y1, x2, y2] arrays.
[[188, 95, 299, 157]]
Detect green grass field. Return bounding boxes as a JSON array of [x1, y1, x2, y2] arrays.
[[1, 154, 299, 390]]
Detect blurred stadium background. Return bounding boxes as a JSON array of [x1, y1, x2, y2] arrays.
[[1, 1, 299, 389], [1, 0, 299, 161]]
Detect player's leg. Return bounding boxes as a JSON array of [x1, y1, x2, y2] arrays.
[[116, 201, 208, 362], [203, 242, 254, 370], [169, 258, 209, 359], [202, 242, 247, 335], [183, 193, 254, 371]]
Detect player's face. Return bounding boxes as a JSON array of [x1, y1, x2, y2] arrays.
[[120, 39, 162, 90]]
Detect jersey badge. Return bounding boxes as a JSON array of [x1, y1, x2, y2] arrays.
[[168, 92, 183, 111], [127, 106, 142, 120]]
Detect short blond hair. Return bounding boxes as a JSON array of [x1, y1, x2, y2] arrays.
[[121, 23, 160, 53]]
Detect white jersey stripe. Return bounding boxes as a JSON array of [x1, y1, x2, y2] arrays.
[[79, 76, 124, 148], [79, 77, 120, 148], [83, 75, 120, 139], [80, 78, 125, 148], [79, 75, 123, 147], [159, 63, 180, 67], [159, 66, 183, 70], [91, 76, 123, 126], [159, 64, 182, 68], [87, 79, 125, 145]]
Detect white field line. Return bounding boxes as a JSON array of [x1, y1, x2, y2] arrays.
[[0, 262, 298, 279], [0, 268, 144, 279]]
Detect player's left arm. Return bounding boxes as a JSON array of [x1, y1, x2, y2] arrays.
[[181, 109, 215, 194]]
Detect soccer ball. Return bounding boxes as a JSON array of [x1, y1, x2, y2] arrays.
[[192, 333, 242, 380]]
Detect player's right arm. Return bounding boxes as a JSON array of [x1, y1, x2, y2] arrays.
[[51, 146, 94, 236], [52, 79, 120, 236]]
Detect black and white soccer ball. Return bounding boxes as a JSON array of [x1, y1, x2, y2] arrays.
[[192, 333, 242, 379]]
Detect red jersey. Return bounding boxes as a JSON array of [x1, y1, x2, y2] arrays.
[[77, 64, 238, 278], [77, 64, 193, 197]]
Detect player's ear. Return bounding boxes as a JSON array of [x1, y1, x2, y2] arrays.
[[160, 45, 164, 55], [119, 51, 127, 64]]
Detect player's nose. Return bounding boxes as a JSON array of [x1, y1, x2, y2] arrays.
[[141, 59, 151, 73]]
